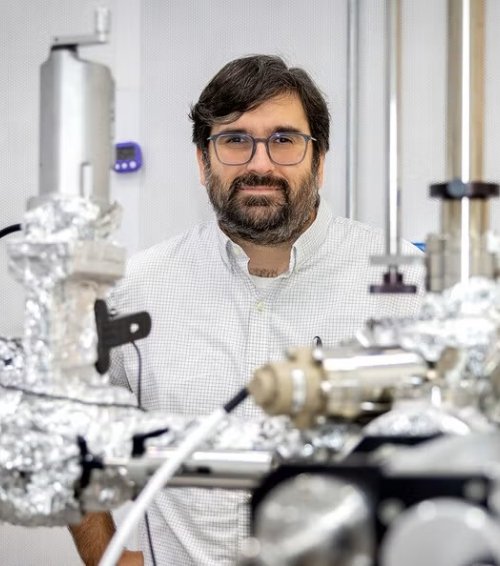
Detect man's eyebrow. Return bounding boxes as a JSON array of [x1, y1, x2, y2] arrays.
[[272, 126, 304, 134], [215, 128, 249, 134], [216, 126, 307, 135]]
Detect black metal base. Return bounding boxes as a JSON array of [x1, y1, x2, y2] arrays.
[[251, 435, 494, 566], [430, 180, 499, 200], [369, 271, 418, 294]]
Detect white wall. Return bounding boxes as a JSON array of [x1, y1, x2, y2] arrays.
[[2, 0, 500, 563]]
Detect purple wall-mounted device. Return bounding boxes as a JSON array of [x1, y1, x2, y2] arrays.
[[114, 141, 142, 173]]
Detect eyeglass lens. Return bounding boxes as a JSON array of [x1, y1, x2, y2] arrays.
[[214, 133, 309, 165]]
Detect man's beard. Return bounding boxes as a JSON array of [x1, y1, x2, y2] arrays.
[[205, 167, 320, 245]]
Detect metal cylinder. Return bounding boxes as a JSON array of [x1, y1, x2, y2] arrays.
[[385, 0, 402, 260], [322, 347, 426, 381], [254, 474, 374, 566], [106, 450, 274, 491], [445, 0, 487, 284], [346, 0, 359, 220], [447, 0, 484, 182], [323, 347, 427, 419], [249, 347, 427, 425], [33, 47, 114, 210], [426, 0, 494, 291]]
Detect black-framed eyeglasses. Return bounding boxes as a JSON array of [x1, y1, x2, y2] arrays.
[[207, 132, 316, 166]]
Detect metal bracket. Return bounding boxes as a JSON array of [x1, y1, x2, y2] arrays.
[[94, 299, 152, 374], [52, 7, 110, 48]]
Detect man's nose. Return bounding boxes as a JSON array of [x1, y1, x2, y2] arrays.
[[246, 140, 275, 174]]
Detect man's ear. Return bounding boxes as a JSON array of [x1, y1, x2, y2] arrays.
[[196, 147, 207, 186]]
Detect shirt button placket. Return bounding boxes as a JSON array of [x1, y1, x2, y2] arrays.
[[246, 298, 271, 391]]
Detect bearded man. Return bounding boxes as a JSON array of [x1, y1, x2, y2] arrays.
[[70, 54, 423, 566]]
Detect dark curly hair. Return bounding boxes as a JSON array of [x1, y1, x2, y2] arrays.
[[189, 55, 330, 162]]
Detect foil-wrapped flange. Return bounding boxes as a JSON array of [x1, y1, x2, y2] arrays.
[[362, 278, 500, 384], [0, 384, 174, 525]]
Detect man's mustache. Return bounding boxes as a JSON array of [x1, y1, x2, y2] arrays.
[[230, 174, 289, 197]]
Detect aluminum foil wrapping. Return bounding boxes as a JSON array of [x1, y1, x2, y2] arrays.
[[362, 278, 500, 383], [0, 338, 24, 386], [351, 277, 500, 433], [6, 197, 124, 394], [144, 414, 361, 463], [363, 399, 493, 438], [0, 388, 174, 524], [0, 196, 176, 525], [0, 341, 175, 525]]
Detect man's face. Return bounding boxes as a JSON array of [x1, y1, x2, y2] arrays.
[[197, 93, 325, 245]]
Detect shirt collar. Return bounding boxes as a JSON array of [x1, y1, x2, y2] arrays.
[[214, 197, 332, 273], [290, 197, 332, 270]]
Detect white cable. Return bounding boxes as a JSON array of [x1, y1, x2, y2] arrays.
[[99, 407, 227, 566]]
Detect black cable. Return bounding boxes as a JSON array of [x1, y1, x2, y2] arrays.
[[0, 223, 21, 239], [223, 387, 249, 413], [131, 341, 143, 408], [0, 383, 142, 410], [144, 511, 158, 566], [131, 341, 157, 566]]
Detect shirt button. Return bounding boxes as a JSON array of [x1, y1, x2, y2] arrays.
[[256, 301, 265, 312]]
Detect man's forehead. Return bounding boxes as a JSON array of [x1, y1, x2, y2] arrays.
[[211, 92, 310, 135]]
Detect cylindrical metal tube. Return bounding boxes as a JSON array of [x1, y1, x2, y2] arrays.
[[322, 348, 427, 384], [250, 346, 427, 424], [33, 47, 114, 210], [447, 0, 484, 181], [446, 0, 487, 283], [107, 450, 275, 491], [323, 347, 427, 419], [346, 0, 359, 220], [386, 0, 402, 260], [427, 0, 492, 291], [441, 199, 488, 242]]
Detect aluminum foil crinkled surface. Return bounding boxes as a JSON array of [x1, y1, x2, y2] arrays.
[[0, 337, 179, 525], [6, 197, 124, 394], [0, 388, 177, 524], [144, 414, 360, 463], [364, 277, 500, 381], [0, 196, 174, 525], [22, 195, 121, 242], [363, 399, 494, 438]]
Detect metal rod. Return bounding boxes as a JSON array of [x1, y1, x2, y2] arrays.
[[106, 450, 275, 491], [346, 0, 359, 220], [447, 0, 486, 284], [386, 0, 402, 261], [447, 0, 484, 181]]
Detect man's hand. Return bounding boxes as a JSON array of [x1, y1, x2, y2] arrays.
[[118, 550, 144, 566], [69, 512, 144, 566]]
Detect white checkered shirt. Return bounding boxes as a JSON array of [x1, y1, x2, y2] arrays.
[[109, 198, 424, 565]]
